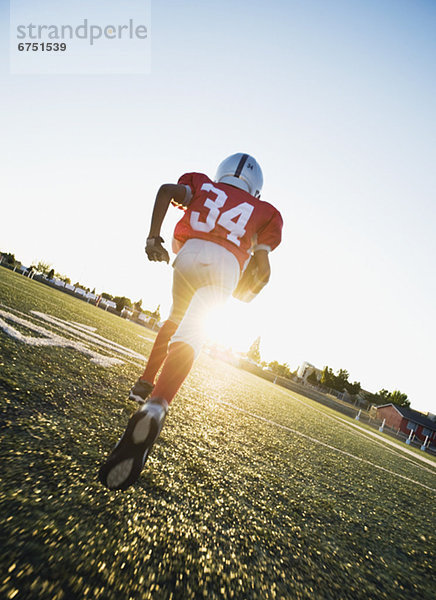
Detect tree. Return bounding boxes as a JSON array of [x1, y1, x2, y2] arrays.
[[151, 305, 161, 321], [4, 253, 15, 265], [345, 380, 361, 396], [114, 296, 132, 313], [134, 299, 143, 311], [390, 390, 410, 408], [141, 305, 161, 321], [336, 369, 350, 390], [55, 272, 71, 284], [365, 388, 411, 407], [320, 366, 336, 388], [36, 260, 52, 275], [247, 336, 261, 363], [74, 282, 90, 292], [377, 389, 391, 402], [369, 389, 391, 405], [102, 292, 114, 300], [268, 360, 292, 378], [2, 252, 21, 269], [47, 268, 55, 280], [320, 366, 357, 393], [307, 370, 319, 385]]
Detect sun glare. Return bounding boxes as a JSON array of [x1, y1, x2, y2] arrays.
[[204, 302, 249, 352]]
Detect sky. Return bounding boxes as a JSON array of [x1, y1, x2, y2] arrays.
[[1, 0, 435, 413]]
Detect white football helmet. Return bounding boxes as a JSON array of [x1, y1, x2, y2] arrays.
[[215, 153, 263, 198]]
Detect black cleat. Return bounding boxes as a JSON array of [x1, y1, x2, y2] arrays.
[[98, 397, 168, 491], [129, 378, 154, 404]]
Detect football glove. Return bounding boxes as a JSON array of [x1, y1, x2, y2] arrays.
[[145, 236, 170, 263], [232, 256, 260, 303]]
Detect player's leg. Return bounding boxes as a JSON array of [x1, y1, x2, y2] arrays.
[[151, 284, 230, 404], [99, 242, 239, 490], [111, 285, 225, 491], [99, 250, 198, 490], [151, 242, 240, 405], [129, 264, 195, 404], [98, 397, 169, 490], [129, 320, 178, 402]]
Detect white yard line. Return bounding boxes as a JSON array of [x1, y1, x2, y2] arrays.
[[2, 300, 434, 487], [334, 414, 436, 468], [0, 305, 143, 368], [214, 399, 436, 493], [0, 302, 147, 364], [71, 322, 97, 332], [286, 392, 436, 470], [31, 311, 147, 362], [0, 312, 123, 368]]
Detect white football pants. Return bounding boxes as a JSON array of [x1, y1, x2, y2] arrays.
[[168, 239, 240, 357]]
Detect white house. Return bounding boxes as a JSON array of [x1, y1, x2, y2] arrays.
[[138, 313, 151, 324], [297, 361, 322, 382]]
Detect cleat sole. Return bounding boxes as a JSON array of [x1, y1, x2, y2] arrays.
[[98, 407, 161, 491]]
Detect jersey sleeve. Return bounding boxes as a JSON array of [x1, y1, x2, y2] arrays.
[[254, 208, 283, 253], [173, 172, 208, 209]]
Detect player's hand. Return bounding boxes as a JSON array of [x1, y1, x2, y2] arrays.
[[145, 236, 170, 263], [233, 252, 270, 302], [232, 256, 259, 302]]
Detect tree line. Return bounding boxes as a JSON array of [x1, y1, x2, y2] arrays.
[[0, 251, 161, 321], [246, 338, 410, 408], [2, 250, 411, 409], [100, 294, 161, 321]]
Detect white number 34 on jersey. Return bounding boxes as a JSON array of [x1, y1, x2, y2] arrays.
[[190, 183, 254, 247]]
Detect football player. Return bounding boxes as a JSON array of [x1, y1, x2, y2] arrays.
[[99, 153, 283, 490]]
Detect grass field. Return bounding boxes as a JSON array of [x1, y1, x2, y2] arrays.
[[1, 267, 435, 600]]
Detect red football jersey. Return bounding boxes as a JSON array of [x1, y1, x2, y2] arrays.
[[172, 172, 283, 270]]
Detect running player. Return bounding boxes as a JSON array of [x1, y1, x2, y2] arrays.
[[99, 153, 283, 490]]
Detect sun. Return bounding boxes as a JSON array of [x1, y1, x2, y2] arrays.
[[204, 300, 252, 352]]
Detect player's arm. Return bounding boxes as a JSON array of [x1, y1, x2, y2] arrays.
[[232, 249, 271, 303], [251, 249, 271, 294], [234, 206, 282, 302], [146, 184, 188, 263]]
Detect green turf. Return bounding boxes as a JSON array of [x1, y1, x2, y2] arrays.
[[1, 267, 435, 600], [280, 389, 436, 467]]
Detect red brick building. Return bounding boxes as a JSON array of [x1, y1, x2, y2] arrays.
[[376, 404, 436, 445]]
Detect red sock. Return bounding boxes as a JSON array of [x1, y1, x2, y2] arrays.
[[152, 342, 195, 404], [140, 320, 178, 384]]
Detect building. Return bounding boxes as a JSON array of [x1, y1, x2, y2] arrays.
[[297, 361, 322, 382], [120, 307, 133, 319], [376, 404, 436, 446]]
